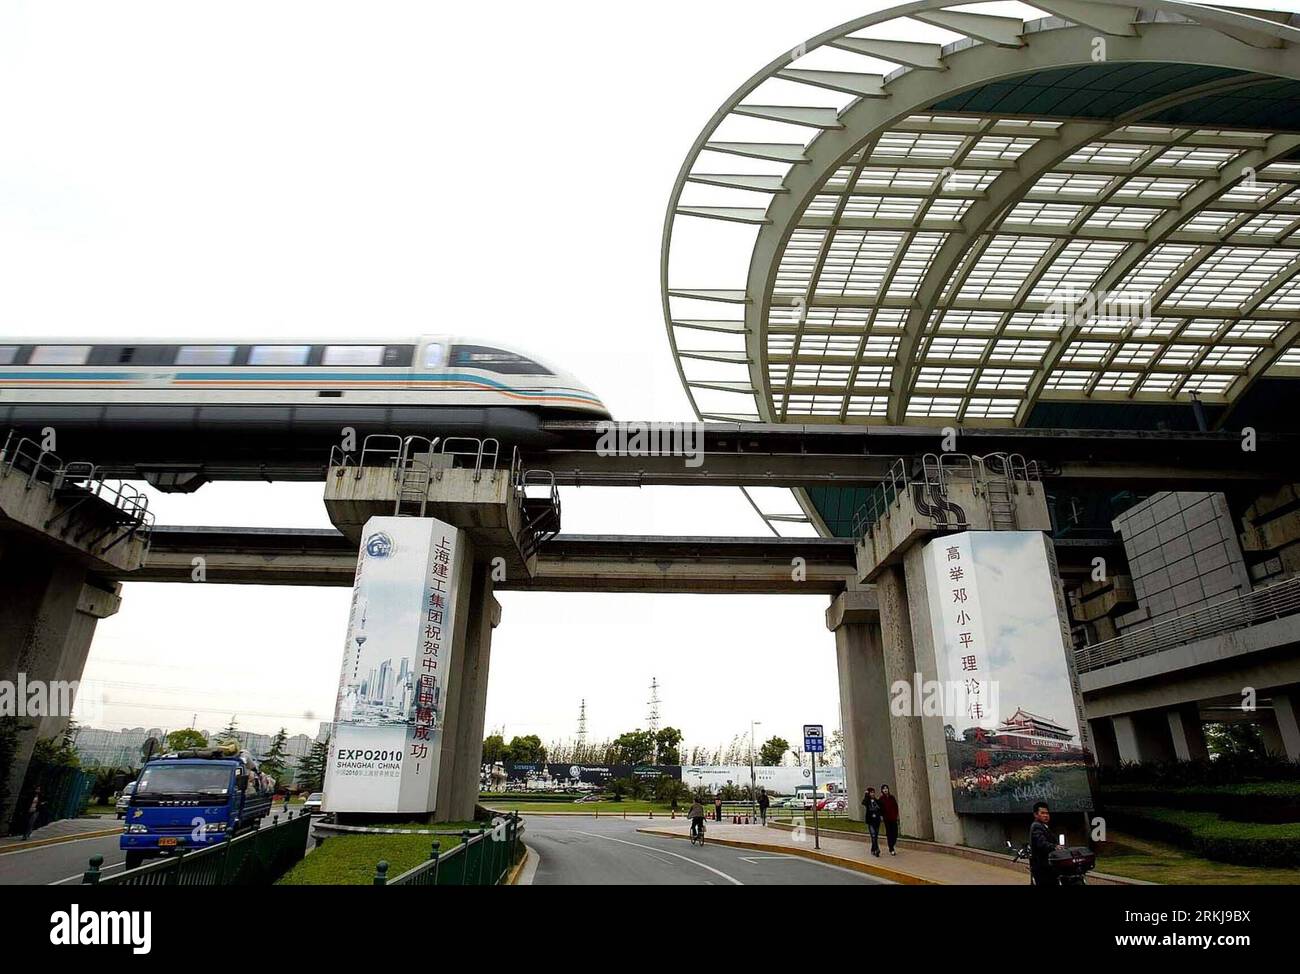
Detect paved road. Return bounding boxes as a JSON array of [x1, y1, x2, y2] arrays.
[[0, 829, 128, 886], [523, 815, 888, 885]]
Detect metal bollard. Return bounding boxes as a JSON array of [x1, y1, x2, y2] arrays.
[[82, 854, 103, 885], [373, 860, 389, 886]]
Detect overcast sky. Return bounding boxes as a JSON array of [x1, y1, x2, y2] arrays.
[[5, 0, 1294, 758], [0, 0, 906, 756]]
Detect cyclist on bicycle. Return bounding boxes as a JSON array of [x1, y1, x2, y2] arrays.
[[688, 799, 706, 841]]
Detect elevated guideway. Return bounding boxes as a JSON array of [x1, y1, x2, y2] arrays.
[[14, 421, 1296, 490]]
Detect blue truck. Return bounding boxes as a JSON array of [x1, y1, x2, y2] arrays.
[[119, 744, 274, 870]]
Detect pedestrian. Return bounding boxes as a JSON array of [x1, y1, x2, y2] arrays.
[[862, 785, 883, 857], [757, 787, 770, 826], [879, 784, 900, 856], [21, 787, 43, 841], [1029, 801, 1059, 887], [714, 793, 723, 822]]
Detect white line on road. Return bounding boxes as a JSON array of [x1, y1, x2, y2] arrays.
[[738, 855, 796, 863], [52, 860, 127, 886], [569, 830, 744, 885]]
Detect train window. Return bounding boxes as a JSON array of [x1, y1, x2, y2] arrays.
[[322, 345, 384, 366], [176, 345, 238, 365], [30, 345, 92, 365], [450, 344, 552, 375], [383, 345, 413, 367], [423, 343, 447, 368], [0, 346, 18, 365], [248, 345, 311, 366]]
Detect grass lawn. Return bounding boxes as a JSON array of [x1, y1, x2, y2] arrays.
[[276, 821, 478, 885], [81, 803, 118, 818], [1095, 830, 1300, 885]]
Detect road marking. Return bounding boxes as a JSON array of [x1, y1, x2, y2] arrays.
[[0, 830, 122, 858], [738, 855, 796, 863], [569, 830, 744, 885], [52, 859, 128, 885]]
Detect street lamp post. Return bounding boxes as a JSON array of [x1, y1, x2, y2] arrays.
[[749, 721, 760, 822]]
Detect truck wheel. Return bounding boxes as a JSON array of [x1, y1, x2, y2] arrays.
[[124, 851, 146, 870]]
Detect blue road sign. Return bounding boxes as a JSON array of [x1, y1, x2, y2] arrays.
[[803, 724, 824, 753]]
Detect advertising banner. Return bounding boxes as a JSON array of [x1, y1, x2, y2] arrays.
[[923, 531, 1094, 814], [323, 516, 463, 814]]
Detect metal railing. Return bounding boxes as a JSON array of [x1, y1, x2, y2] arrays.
[[1075, 573, 1300, 673], [373, 814, 524, 886], [0, 430, 155, 555], [82, 810, 312, 886], [850, 451, 1041, 541]]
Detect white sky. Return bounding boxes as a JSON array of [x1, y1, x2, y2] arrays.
[[0, 0, 898, 755], [4, 0, 1295, 757]]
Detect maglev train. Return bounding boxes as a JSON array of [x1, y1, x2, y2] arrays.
[[0, 335, 609, 467]]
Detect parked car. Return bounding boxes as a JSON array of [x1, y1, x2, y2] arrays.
[[817, 795, 848, 811], [302, 793, 324, 815], [115, 781, 137, 819]]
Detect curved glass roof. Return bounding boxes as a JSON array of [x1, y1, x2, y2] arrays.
[[662, 0, 1300, 439]]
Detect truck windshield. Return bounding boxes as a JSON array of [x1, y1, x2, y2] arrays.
[[137, 766, 231, 798]]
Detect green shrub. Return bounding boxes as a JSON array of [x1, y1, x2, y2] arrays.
[[1098, 754, 1300, 788], [1101, 781, 1300, 823], [1107, 807, 1300, 868]]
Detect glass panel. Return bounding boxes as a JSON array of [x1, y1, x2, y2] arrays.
[[248, 345, 311, 366], [322, 345, 384, 366], [176, 345, 237, 365], [30, 345, 91, 365], [423, 343, 446, 368], [0, 345, 18, 365]]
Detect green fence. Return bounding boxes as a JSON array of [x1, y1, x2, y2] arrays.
[[374, 814, 524, 886], [83, 810, 312, 886]]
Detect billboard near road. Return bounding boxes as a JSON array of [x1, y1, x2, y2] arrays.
[[922, 531, 1094, 814], [323, 516, 463, 814]]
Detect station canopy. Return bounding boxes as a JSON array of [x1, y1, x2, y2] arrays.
[[661, 0, 1300, 536]]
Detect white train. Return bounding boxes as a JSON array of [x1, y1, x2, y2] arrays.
[[0, 335, 609, 447]]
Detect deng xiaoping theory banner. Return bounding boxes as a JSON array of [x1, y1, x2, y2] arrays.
[[323, 516, 463, 814], [923, 530, 1093, 814]]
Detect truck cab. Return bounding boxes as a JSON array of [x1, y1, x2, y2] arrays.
[[119, 745, 274, 870]]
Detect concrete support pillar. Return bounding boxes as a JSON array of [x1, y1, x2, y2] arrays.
[[445, 566, 499, 822], [433, 538, 478, 821], [0, 539, 90, 829], [1165, 704, 1209, 762], [37, 580, 122, 741], [1112, 711, 1176, 765], [826, 589, 891, 824], [1089, 718, 1121, 768], [875, 564, 937, 841], [1268, 689, 1300, 761]]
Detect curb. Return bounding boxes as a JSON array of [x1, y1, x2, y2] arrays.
[[0, 826, 123, 855], [509, 844, 538, 885], [636, 827, 933, 885]]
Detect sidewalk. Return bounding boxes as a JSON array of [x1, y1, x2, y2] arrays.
[[0, 816, 121, 853], [638, 820, 1134, 885]]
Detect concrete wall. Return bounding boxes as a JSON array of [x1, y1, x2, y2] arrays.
[[1112, 492, 1250, 630]]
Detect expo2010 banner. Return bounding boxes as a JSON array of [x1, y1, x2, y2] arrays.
[[922, 530, 1094, 814], [323, 516, 463, 814]]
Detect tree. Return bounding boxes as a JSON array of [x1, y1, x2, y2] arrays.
[[482, 733, 506, 765], [653, 777, 691, 810], [295, 735, 330, 793], [33, 735, 80, 768], [504, 734, 545, 764], [260, 728, 290, 787], [612, 729, 655, 765], [1204, 721, 1264, 759], [215, 717, 240, 747], [655, 727, 683, 765], [604, 777, 630, 801], [758, 736, 790, 766], [166, 728, 208, 752]]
